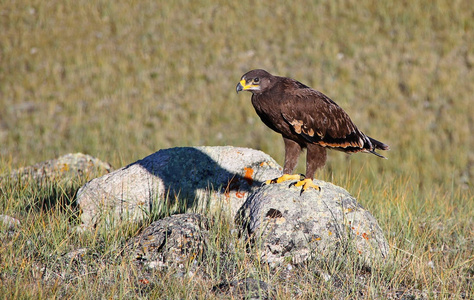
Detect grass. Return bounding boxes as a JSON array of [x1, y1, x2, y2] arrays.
[[0, 0, 472, 298]]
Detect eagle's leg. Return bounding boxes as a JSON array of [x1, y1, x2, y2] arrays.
[[291, 144, 327, 193], [265, 138, 303, 185]]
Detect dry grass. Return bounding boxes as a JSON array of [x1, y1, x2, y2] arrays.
[[0, 0, 472, 298]]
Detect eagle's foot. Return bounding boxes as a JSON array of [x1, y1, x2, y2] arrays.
[[265, 174, 304, 185], [289, 178, 321, 195]]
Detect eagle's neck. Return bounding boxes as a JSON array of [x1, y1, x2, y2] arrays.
[[251, 93, 274, 113], [251, 92, 284, 134]]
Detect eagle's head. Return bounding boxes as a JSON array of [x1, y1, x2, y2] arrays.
[[236, 69, 274, 95]]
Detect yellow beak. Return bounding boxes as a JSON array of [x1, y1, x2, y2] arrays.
[[236, 80, 245, 93], [236, 79, 259, 93]]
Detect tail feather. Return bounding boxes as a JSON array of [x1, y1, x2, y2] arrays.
[[369, 149, 387, 159], [368, 137, 389, 159], [369, 137, 389, 150]]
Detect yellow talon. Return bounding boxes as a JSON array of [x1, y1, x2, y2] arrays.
[[290, 178, 321, 195], [265, 174, 304, 185]]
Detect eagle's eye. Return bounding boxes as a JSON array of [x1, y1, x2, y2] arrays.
[[253, 78, 260, 83]]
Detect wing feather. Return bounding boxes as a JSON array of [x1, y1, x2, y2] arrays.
[[281, 82, 368, 150]]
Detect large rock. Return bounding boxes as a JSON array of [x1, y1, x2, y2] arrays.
[[235, 180, 389, 265], [76, 146, 282, 228]]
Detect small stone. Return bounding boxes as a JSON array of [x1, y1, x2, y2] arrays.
[[212, 277, 272, 300], [0, 215, 20, 230], [65, 248, 88, 259]]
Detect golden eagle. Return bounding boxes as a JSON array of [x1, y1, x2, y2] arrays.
[[236, 69, 389, 192]]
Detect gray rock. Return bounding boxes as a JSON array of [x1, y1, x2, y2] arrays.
[[127, 213, 209, 271], [212, 277, 272, 300], [5, 153, 113, 185], [236, 180, 389, 265], [76, 146, 282, 228]]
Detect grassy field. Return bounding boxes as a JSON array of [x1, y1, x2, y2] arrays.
[[0, 0, 472, 298]]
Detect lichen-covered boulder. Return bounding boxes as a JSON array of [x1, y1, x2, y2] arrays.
[[235, 180, 389, 265], [76, 146, 282, 228], [127, 213, 209, 270]]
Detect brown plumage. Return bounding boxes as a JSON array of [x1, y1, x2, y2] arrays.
[[236, 69, 389, 191]]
